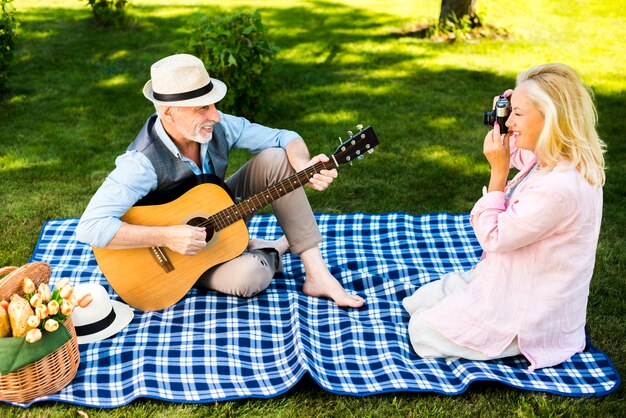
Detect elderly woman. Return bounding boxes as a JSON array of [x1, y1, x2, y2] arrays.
[[403, 63, 606, 371]]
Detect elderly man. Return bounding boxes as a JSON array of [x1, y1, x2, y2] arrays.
[[76, 53, 364, 309]]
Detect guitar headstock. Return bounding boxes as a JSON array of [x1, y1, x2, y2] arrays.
[[332, 125, 379, 167]]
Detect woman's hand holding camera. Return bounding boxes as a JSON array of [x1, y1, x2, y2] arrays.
[[483, 90, 513, 192]]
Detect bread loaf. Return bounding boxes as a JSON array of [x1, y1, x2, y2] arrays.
[[0, 306, 10, 337], [8, 294, 34, 337]]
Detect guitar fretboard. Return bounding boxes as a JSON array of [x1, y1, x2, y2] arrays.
[[199, 159, 335, 231]]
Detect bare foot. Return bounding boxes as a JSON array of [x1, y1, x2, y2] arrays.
[[303, 270, 366, 308], [299, 245, 365, 308], [247, 235, 289, 255]]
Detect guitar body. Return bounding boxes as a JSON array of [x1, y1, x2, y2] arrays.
[[93, 178, 249, 311]]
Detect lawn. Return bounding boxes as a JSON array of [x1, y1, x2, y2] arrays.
[[0, 0, 624, 416]]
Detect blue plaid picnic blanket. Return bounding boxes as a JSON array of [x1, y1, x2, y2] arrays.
[[10, 213, 620, 407]]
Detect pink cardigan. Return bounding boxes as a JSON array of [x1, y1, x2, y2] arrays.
[[420, 145, 603, 370]]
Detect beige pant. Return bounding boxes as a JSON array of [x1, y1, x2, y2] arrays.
[[196, 148, 321, 297], [403, 266, 521, 361]]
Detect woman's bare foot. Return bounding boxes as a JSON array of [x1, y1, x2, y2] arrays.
[[299, 246, 365, 308]]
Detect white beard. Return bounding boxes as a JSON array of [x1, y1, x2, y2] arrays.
[[191, 123, 214, 144], [193, 131, 213, 144]]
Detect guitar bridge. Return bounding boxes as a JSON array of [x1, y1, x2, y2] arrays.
[[150, 247, 174, 273]]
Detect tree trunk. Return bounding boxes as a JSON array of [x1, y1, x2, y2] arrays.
[[439, 0, 481, 28]]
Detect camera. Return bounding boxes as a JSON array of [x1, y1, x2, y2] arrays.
[[483, 95, 511, 134]]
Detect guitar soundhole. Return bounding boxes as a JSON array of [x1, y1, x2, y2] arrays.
[[187, 217, 215, 243]]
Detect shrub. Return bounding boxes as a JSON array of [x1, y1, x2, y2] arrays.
[[185, 11, 279, 120], [0, 0, 18, 91], [85, 0, 130, 28]]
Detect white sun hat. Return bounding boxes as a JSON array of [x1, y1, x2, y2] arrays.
[[142, 53, 227, 107], [71, 283, 134, 345]]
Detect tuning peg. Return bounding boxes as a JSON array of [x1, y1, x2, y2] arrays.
[[338, 136, 343, 144], [368, 148, 375, 154], [357, 155, 364, 160], [347, 130, 354, 138], [356, 124, 363, 131]]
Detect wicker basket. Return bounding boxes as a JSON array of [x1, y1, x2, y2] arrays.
[[0, 262, 80, 403]]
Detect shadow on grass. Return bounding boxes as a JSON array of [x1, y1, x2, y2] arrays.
[[0, 1, 624, 241], [1, 4, 489, 206]]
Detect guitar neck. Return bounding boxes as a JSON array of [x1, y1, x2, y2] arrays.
[[209, 158, 337, 231]]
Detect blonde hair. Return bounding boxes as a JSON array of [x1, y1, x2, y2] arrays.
[[516, 63, 606, 186]]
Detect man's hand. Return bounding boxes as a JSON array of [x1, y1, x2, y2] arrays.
[[304, 154, 338, 191], [285, 139, 338, 191], [106, 223, 207, 256], [162, 225, 207, 255]]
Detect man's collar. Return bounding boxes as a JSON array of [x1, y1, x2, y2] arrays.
[[154, 116, 209, 161], [154, 117, 183, 158]]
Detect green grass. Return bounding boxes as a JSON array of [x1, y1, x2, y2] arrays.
[[1, 0, 625, 416]]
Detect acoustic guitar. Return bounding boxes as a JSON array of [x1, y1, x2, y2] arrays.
[[93, 125, 379, 311]]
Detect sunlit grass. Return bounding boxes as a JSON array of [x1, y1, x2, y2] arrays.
[[0, 155, 57, 171], [97, 74, 132, 88]]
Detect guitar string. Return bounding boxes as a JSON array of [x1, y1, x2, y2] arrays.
[[198, 141, 362, 231], [209, 160, 327, 230], [205, 140, 370, 230], [206, 144, 362, 230], [202, 159, 332, 231]]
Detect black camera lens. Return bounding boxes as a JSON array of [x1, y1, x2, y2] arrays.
[[483, 96, 510, 134], [484, 111, 496, 127]]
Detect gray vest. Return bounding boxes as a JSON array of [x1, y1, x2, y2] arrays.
[[127, 114, 230, 191]]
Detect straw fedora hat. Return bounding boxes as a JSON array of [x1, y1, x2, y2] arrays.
[[143, 53, 227, 107], [71, 283, 134, 345]]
